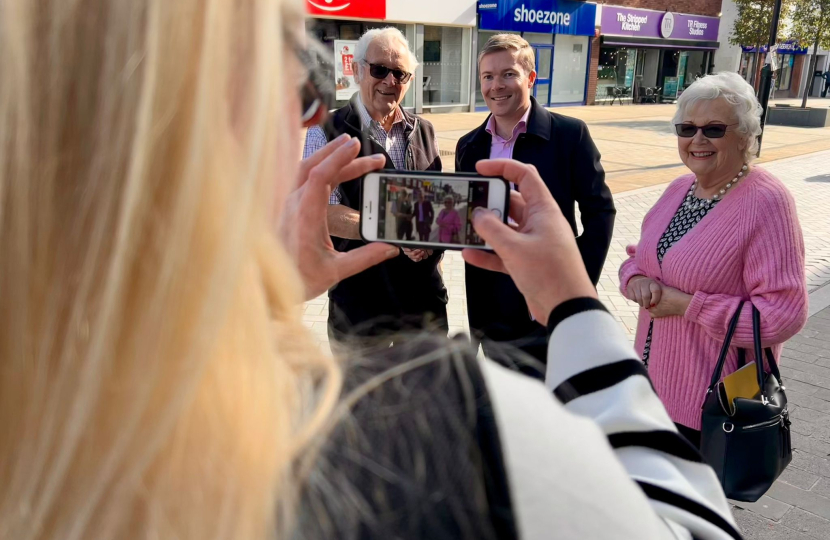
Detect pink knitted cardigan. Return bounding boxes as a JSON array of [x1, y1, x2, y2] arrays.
[[619, 167, 808, 430]]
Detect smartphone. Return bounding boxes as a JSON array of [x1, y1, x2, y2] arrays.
[[360, 171, 509, 250]]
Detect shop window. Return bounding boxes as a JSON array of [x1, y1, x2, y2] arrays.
[[422, 26, 470, 107], [775, 54, 794, 91], [596, 47, 636, 102], [550, 34, 588, 104], [424, 40, 441, 62]]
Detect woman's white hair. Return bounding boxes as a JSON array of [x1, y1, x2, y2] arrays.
[[672, 71, 763, 162], [354, 27, 419, 76]]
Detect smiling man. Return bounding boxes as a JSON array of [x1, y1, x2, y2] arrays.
[[303, 28, 446, 349], [456, 34, 615, 375]]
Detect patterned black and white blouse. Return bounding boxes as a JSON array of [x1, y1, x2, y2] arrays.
[[642, 183, 721, 365]]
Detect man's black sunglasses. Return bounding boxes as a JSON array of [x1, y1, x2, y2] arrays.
[[674, 123, 735, 138], [366, 63, 412, 84]]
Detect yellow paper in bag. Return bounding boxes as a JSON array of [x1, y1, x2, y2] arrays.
[[722, 361, 761, 413]]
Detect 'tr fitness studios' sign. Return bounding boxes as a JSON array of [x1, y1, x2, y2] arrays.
[[478, 0, 596, 36], [600, 6, 720, 42]]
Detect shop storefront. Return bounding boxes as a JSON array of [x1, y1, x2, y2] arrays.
[[594, 6, 720, 104], [305, 0, 476, 113], [476, 0, 597, 109], [740, 42, 808, 98]]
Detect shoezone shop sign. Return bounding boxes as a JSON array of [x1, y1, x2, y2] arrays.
[[478, 0, 596, 36]]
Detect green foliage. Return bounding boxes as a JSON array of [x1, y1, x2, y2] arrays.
[[789, 0, 830, 51], [729, 0, 791, 48]]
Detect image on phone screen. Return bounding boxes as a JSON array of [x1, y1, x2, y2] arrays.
[[376, 175, 497, 247]]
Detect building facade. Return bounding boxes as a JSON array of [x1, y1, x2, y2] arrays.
[[305, 0, 477, 113], [715, 0, 830, 100], [590, 1, 722, 105]]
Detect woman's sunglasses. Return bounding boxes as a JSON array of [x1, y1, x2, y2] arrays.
[[365, 63, 412, 84], [674, 123, 735, 138]]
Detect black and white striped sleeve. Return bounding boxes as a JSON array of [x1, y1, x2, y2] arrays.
[[545, 298, 742, 540]]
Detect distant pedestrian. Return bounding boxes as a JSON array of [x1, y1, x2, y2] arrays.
[[413, 190, 434, 241], [436, 195, 461, 243], [822, 70, 830, 97], [620, 72, 808, 448]]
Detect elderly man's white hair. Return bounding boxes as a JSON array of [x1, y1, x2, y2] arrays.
[[354, 27, 419, 75], [672, 71, 763, 162]]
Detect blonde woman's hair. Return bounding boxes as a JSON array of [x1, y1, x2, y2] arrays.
[[478, 34, 536, 76], [0, 0, 339, 538]]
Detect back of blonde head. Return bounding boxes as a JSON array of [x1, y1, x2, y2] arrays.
[[0, 0, 336, 538]]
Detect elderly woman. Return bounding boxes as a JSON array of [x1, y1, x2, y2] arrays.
[[436, 195, 462, 243], [620, 72, 808, 448]]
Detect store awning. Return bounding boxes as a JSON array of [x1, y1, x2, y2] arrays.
[[602, 36, 719, 50]]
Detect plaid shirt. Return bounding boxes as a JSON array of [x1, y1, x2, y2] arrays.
[[303, 96, 435, 205]]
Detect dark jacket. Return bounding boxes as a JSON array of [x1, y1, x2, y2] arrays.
[[414, 200, 435, 225], [455, 97, 615, 362], [321, 95, 447, 335]]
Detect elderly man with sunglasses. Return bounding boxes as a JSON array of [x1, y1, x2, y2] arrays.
[[303, 27, 446, 348]]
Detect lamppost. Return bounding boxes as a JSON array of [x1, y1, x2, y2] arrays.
[[756, 0, 784, 156]]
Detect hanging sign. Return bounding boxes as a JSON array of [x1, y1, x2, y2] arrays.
[[334, 40, 360, 101]]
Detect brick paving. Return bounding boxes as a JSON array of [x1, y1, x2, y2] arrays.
[[303, 149, 830, 539]]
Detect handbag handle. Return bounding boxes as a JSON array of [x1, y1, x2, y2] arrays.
[[707, 301, 745, 391], [705, 301, 783, 398], [752, 305, 783, 403]]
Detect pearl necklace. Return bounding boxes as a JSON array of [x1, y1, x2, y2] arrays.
[[684, 164, 748, 211]]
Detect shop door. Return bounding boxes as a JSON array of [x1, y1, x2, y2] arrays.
[[533, 45, 554, 106]]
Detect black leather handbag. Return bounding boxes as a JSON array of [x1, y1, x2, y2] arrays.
[[700, 302, 792, 502]]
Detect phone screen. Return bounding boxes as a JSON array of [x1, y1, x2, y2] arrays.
[[376, 175, 495, 246]]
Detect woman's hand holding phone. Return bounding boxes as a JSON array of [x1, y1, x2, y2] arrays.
[[462, 160, 597, 325], [280, 135, 398, 300]]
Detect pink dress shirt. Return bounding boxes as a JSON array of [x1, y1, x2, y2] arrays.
[[486, 106, 531, 161], [485, 106, 533, 318]]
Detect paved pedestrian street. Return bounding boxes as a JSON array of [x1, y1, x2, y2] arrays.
[[304, 149, 830, 539]]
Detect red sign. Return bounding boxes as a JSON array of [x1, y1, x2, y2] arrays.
[[305, 0, 386, 20], [340, 45, 354, 76]]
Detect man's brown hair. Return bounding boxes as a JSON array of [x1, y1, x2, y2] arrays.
[[477, 34, 536, 75]]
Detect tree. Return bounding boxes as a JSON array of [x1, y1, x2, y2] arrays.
[[790, 0, 830, 107], [729, 0, 791, 89]]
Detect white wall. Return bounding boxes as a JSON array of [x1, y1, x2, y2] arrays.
[[713, 0, 742, 73], [386, 0, 476, 26]]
